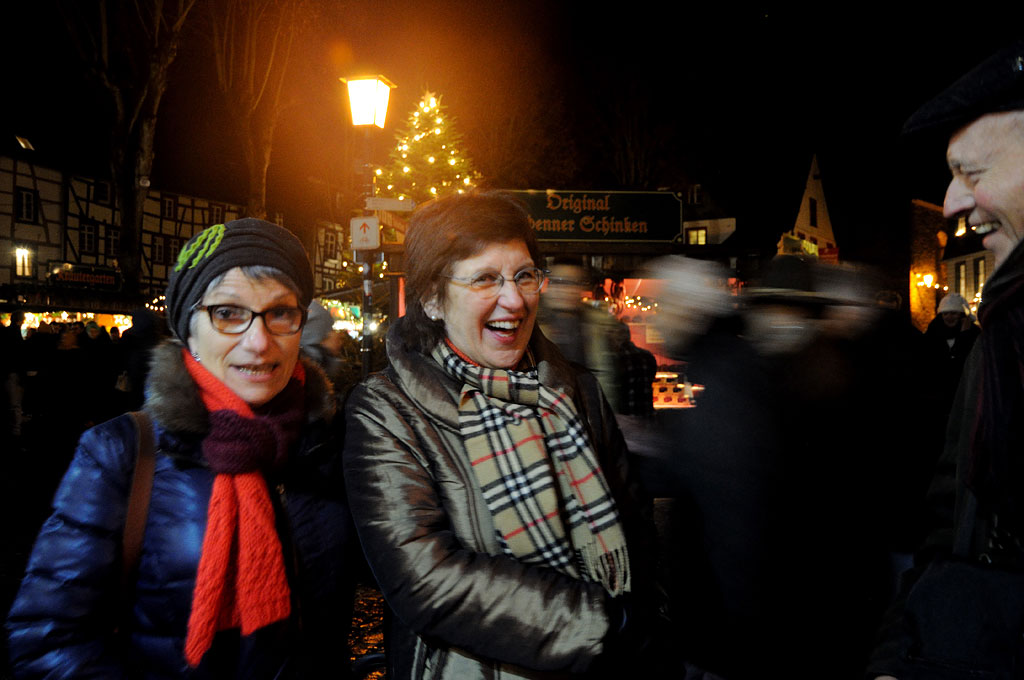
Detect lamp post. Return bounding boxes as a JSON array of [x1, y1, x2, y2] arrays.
[[342, 74, 394, 378]]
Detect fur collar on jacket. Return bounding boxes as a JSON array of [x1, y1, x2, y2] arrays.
[[145, 340, 336, 438]]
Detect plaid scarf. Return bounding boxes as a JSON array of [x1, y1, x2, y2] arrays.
[[182, 350, 305, 667], [432, 340, 630, 595]]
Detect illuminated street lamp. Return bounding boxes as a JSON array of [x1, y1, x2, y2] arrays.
[[343, 74, 395, 378], [342, 75, 396, 128]]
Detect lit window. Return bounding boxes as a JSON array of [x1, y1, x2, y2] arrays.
[[15, 247, 32, 278], [686, 228, 707, 246]]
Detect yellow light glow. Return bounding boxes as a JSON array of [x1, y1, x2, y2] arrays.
[[923, 274, 934, 287], [344, 76, 395, 128]]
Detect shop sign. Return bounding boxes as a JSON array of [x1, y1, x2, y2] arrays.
[[47, 261, 122, 290], [504, 190, 683, 243]]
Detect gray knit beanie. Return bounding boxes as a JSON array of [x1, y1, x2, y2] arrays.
[[165, 218, 313, 343]]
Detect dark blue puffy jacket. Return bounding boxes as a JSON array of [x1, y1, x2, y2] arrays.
[[6, 342, 357, 679]]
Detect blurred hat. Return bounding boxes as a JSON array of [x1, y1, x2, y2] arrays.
[[85, 320, 100, 331], [938, 292, 970, 315], [301, 301, 333, 347], [903, 40, 1024, 140], [743, 255, 831, 305], [643, 255, 733, 318], [165, 218, 313, 343]]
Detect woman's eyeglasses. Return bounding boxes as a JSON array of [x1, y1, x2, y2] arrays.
[[194, 304, 307, 335], [443, 267, 548, 298]]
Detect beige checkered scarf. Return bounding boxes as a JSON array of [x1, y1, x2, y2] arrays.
[[432, 340, 630, 595]]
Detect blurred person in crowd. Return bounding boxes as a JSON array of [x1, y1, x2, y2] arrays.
[[869, 40, 1024, 680], [1, 310, 26, 440], [343, 191, 669, 679], [609, 319, 663, 494], [113, 307, 167, 414], [299, 301, 350, 400], [537, 260, 623, 412], [18, 321, 61, 445], [923, 292, 981, 417], [46, 323, 91, 473], [78, 320, 119, 425], [7, 218, 357, 678], [648, 255, 891, 679], [612, 319, 657, 418]]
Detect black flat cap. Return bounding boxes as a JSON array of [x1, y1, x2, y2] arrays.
[[903, 40, 1024, 140]]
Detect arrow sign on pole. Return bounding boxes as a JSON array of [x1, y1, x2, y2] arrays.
[[350, 216, 380, 250]]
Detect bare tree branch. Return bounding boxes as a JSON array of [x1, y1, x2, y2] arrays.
[[205, 0, 311, 219]]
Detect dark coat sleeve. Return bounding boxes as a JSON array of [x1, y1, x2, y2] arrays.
[[342, 375, 612, 674], [6, 415, 138, 680], [865, 344, 982, 679]]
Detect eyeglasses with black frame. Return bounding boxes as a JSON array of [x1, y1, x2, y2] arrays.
[[194, 304, 307, 336], [443, 267, 548, 298]]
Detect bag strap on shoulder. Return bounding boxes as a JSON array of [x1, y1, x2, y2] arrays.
[[121, 410, 156, 594]]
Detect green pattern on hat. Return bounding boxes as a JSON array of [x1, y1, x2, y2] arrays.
[[175, 224, 226, 272]]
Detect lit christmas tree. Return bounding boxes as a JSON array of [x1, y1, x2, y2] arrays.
[[376, 92, 479, 204]]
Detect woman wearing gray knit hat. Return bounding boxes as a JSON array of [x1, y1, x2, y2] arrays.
[[8, 218, 359, 678]]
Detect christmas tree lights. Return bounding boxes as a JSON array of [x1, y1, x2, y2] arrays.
[[376, 92, 480, 204]]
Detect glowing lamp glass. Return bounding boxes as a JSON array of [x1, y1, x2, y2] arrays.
[[345, 77, 393, 128]]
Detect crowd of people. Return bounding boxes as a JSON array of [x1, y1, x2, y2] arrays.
[[4, 38, 1024, 680], [2, 310, 165, 490]]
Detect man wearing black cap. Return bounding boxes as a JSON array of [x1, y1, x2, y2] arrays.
[[868, 41, 1024, 680]]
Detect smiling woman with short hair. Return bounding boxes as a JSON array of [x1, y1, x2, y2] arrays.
[[343, 191, 662, 679]]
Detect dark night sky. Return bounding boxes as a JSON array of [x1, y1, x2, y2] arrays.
[[4, 2, 1024, 270]]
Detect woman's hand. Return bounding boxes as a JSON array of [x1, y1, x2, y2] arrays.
[[343, 380, 611, 673]]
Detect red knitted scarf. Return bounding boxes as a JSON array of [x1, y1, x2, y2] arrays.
[[181, 349, 306, 667]]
